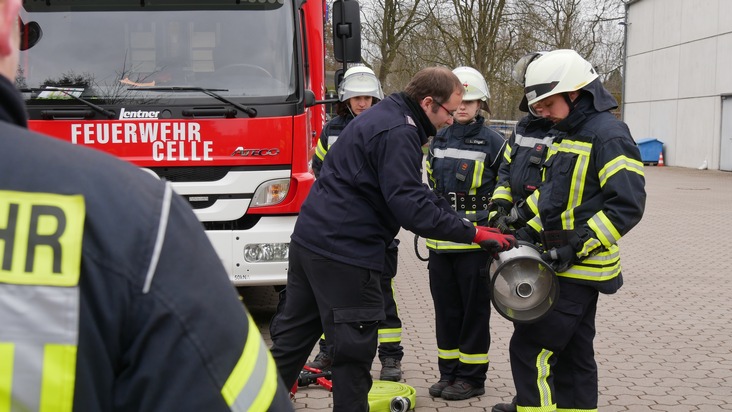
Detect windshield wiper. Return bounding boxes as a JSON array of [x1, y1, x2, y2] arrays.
[[21, 87, 117, 119], [127, 86, 257, 118]]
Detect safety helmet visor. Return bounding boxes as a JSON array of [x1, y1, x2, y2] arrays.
[[511, 52, 545, 85], [338, 71, 384, 101]]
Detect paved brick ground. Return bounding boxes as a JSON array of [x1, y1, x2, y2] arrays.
[[244, 166, 732, 411]]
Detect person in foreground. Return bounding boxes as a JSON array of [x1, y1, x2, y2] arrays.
[[1, 2, 293, 409], [269, 66, 517, 412], [492, 49, 646, 412], [425, 66, 507, 400]]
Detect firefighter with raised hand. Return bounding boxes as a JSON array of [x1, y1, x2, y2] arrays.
[[424, 66, 507, 400], [489, 52, 556, 239], [1, 2, 293, 410], [308, 65, 405, 382], [491, 49, 646, 412], [269, 66, 517, 412]]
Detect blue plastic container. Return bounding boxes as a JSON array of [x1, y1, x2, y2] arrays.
[[636, 138, 664, 163]]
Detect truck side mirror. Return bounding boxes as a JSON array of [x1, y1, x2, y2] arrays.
[[19, 19, 43, 51], [332, 0, 361, 63]]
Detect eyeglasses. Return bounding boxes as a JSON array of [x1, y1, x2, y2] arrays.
[[433, 98, 455, 118]]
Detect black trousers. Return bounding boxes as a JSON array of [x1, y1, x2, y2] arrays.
[[269, 242, 384, 412], [316, 242, 404, 362], [377, 243, 404, 361], [428, 250, 492, 386], [509, 280, 599, 410]]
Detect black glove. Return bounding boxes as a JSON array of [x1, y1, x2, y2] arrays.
[[541, 245, 576, 273], [540, 228, 598, 272], [514, 226, 540, 244], [488, 199, 512, 224], [494, 214, 516, 234]]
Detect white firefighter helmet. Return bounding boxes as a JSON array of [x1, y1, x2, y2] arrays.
[[338, 66, 384, 102], [452, 66, 490, 102], [523, 49, 598, 108]]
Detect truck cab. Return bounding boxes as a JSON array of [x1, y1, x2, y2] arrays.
[[18, 0, 361, 286]]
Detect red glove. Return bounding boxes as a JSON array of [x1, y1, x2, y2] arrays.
[[473, 226, 518, 254]]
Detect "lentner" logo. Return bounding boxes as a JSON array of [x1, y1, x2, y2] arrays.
[[119, 108, 161, 120]]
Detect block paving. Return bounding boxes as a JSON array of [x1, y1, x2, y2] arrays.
[[243, 166, 732, 411]]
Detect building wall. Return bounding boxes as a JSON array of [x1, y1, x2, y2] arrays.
[[623, 0, 732, 169]]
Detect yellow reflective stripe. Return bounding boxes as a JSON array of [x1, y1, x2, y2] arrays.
[[459, 351, 489, 365], [503, 144, 512, 162], [517, 405, 557, 412], [556, 408, 598, 412], [587, 212, 621, 248], [437, 348, 459, 360], [39, 344, 76, 412], [245, 352, 278, 412], [598, 155, 644, 187], [557, 141, 591, 230], [559, 140, 592, 157], [315, 139, 328, 161], [222, 314, 278, 411], [559, 247, 621, 281], [0, 191, 84, 287], [526, 191, 539, 214], [577, 237, 602, 258], [535, 349, 553, 408], [0, 343, 13, 412], [471, 161, 484, 191], [378, 328, 401, 344], [492, 185, 513, 203], [527, 216, 543, 233], [425, 238, 481, 251], [426, 159, 437, 189]]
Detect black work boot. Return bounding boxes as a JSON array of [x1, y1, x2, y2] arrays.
[[441, 379, 485, 400], [379, 357, 402, 381], [492, 396, 517, 412], [304, 351, 332, 371], [428, 379, 453, 397]]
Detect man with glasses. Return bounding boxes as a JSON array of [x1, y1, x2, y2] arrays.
[[269, 66, 517, 412]]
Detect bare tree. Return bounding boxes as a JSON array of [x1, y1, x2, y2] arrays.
[[356, 0, 626, 118], [361, 0, 437, 93]]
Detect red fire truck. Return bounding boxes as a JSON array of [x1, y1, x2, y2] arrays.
[[18, 0, 361, 287]]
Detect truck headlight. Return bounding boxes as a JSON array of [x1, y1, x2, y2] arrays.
[[243, 243, 289, 262], [251, 178, 290, 207]]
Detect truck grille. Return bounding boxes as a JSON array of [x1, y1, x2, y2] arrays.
[[148, 166, 231, 182]]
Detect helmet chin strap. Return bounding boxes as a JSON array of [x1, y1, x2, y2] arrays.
[[554, 93, 586, 132], [562, 92, 577, 111]]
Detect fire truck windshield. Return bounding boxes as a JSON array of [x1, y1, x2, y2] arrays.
[[18, 2, 295, 104]]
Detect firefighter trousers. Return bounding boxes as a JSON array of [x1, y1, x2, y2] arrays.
[[269, 241, 384, 412], [378, 241, 404, 361], [428, 250, 491, 386], [316, 241, 404, 362], [509, 280, 599, 411]]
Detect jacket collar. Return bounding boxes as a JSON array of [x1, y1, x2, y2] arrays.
[[0, 76, 28, 128], [398, 92, 436, 143], [448, 115, 485, 139], [553, 93, 593, 133]]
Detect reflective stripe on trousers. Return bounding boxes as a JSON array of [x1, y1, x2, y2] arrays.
[[0, 284, 79, 412]]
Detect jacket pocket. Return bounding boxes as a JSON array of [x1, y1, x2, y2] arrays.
[[544, 153, 577, 209]]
